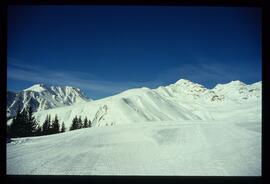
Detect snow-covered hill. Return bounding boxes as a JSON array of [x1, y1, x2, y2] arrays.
[[7, 84, 91, 118], [23, 79, 261, 129]]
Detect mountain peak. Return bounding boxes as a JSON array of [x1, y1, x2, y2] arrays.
[[8, 84, 92, 117], [214, 80, 246, 89], [228, 80, 246, 85], [174, 79, 206, 89], [23, 83, 48, 92], [175, 79, 193, 85], [24, 84, 83, 93]]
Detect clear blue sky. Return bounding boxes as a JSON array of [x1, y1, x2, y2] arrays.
[[8, 6, 261, 99]]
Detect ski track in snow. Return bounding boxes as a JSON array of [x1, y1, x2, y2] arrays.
[[7, 120, 261, 176]]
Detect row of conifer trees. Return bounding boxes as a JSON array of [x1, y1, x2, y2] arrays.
[[7, 105, 93, 138], [38, 114, 65, 135], [69, 116, 92, 130]]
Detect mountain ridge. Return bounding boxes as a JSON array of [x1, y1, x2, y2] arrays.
[[6, 79, 260, 129], [7, 79, 261, 129], [7, 84, 92, 118]]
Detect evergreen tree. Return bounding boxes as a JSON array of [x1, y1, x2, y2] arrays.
[[9, 105, 19, 137], [9, 105, 39, 137], [51, 114, 60, 134], [88, 119, 92, 127], [83, 117, 88, 128], [70, 116, 78, 131], [61, 122, 66, 133], [78, 116, 83, 129], [48, 115, 54, 134], [42, 115, 51, 135], [10, 105, 26, 137], [20, 108, 28, 136], [35, 125, 42, 136], [25, 106, 38, 136]]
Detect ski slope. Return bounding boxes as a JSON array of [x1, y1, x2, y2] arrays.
[[7, 120, 261, 175]]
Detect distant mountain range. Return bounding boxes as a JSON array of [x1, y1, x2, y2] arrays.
[[7, 79, 261, 129]]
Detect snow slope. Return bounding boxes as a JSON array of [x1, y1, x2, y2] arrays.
[[7, 84, 91, 118], [6, 79, 261, 175], [7, 120, 261, 175], [24, 79, 261, 129]]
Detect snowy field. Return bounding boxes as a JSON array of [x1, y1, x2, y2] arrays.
[[7, 120, 261, 176]]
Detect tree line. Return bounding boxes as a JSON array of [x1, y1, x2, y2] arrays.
[[38, 114, 65, 135], [7, 105, 92, 138], [69, 116, 92, 130]]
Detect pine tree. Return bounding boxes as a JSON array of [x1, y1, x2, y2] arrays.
[[35, 125, 42, 136], [51, 114, 60, 134], [70, 116, 78, 131], [48, 115, 53, 134], [78, 116, 83, 129], [61, 122, 66, 133], [42, 115, 51, 135], [10, 105, 37, 138], [25, 106, 38, 136], [10, 105, 29, 137], [9, 105, 20, 137], [20, 108, 28, 136], [83, 117, 88, 128], [88, 119, 92, 127]]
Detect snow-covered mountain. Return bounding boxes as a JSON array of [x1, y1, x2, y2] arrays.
[[213, 80, 261, 101], [7, 79, 261, 176], [16, 79, 261, 129], [7, 84, 92, 118]]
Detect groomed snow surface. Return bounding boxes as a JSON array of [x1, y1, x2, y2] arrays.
[[7, 120, 261, 176]]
